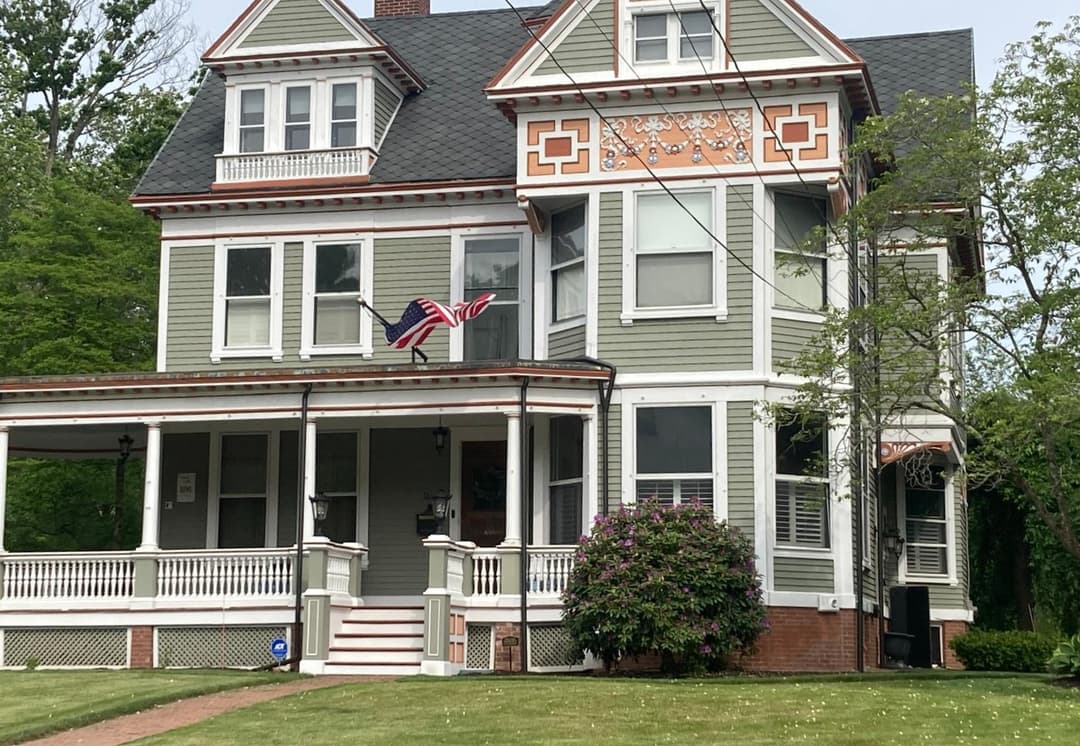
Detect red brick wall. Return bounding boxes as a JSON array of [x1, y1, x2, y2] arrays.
[[493, 623, 523, 673], [941, 621, 969, 669], [746, 608, 881, 672], [130, 626, 154, 669], [373, 0, 429, 16]]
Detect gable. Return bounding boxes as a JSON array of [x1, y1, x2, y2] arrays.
[[729, 0, 816, 61], [533, 0, 614, 76], [237, 0, 357, 48]]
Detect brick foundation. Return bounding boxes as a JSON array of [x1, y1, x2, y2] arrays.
[[493, 623, 523, 673], [130, 626, 154, 669], [940, 621, 969, 669]]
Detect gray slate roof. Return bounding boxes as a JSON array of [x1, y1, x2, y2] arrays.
[[133, 10, 975, 197]]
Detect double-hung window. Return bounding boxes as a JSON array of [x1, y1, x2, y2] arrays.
[[284, 86, 311, 151], [239, 89, 265, 153], [463, 236, 520, 361], [774, 412, 830, 548], [904, 467, 949, 577], [316, 432, 358, 544], [634, 190, 715, 311], [224, 246, 272, 348], [549, 416, 584, 545], [634, 11, 715, 64], [331, 82, 358, 148], [218, 433, 269, 548], [774, 193, 828, 311], [314, 242, 363, 346], [634, 406, 714, 508], [551, 204, 586, 323]]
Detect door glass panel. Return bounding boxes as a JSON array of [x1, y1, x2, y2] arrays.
[[460, 441, 507, 545], [218, 497, 266, 548]]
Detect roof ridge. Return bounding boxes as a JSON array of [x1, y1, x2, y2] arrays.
[[364, 5, 544, 22], [843, 27, 973, 43]]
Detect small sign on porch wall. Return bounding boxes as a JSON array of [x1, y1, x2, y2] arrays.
[[176, 473, 197, 503]]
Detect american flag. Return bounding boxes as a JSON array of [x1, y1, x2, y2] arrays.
[[383, 297, 458, 349], [454, 291, 496, 323]]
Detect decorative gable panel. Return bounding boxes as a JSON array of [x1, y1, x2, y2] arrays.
[[533, 0, 615, 76], [728, 0, 816, 61], [238, 0, 357, 48]]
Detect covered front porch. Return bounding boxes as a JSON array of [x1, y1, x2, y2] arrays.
[[0, 362, 611, 673]]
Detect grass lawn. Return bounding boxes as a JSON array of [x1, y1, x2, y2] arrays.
[[0, 669, 296, 745], [133, 673, 1080, 745]]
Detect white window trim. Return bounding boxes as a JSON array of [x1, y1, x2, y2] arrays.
[[620, 185, 727, 325], [628, 2, 723, 70], [299, 235, 374, 360], [897, 465, 958, 585], [449, 227, 533, 362], [233, 84, 269, 154], [620, 393, 727, 522], [211, 240, 284, 364]]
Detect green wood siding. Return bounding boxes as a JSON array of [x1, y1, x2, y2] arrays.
[[534, 0, 614, 75], [548, 325, 586, 359], [165, 245, 214, 372], [605, 403, 621, 514], [372, 235, 451, 363], [773, 556, 835, 593], [728, 0, 816, 61], [596, 186, 753, 373], [159, 433, 210, 549], [727, 402, 755, 536], [772, 317, 821, 368], [238, 0, 355, 48], [373, 81, 400, 147]]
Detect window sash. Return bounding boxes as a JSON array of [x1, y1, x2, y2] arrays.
[[331, 83, 357, 148], [220, 434, 269, 496], [677, 12, 714, 59], [550, 481, 583, 545], [634, 14, 668, 61], [635, 478, 714, 508], [284, 86, 311, 151], [775, 249, 826, 310], [463, 237, 521, 361], [636, 251, 713, 308], [774, 478, 829, 548], [553, 260, 586, 321], [239, 89, 265, 153], [226, 297, 271, 348]]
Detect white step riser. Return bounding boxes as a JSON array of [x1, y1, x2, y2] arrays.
[[341, 622, 424, 635], [326, 666, 421, 676], [329, 649, 424, 664], [346, 608, 425, 622], [335, 635, 423, 649]]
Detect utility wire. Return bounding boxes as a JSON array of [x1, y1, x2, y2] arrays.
[[500, 0, 810, 309]]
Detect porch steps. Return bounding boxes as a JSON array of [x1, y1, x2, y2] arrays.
[[325, 604, 425, 675]]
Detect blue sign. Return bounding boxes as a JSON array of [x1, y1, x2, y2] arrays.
[[270, 637, 288, 660]]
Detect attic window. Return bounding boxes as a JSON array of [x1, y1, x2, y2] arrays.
[[634, 10, 716, 64], [239, 89, 265, 153], [331, 83, 358, 148], [285, 86, 311, 151]]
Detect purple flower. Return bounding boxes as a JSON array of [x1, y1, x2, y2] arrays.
[[623, 539, 634, 548], [710, 622, 719, 632], [700, 644, 713, 655]]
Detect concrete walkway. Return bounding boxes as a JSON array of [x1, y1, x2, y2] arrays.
[[21, 675, 388, 746]]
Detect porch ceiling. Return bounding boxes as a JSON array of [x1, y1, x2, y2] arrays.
[[9, 423, 148, 460]]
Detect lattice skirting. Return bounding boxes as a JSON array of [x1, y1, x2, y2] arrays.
[[465, 624, 493, 670], [1, 628, 128, 668], [528, 624, 583, 669], [157, 626, 287, 669]]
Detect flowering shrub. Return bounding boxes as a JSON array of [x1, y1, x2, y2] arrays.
[[562, 500, 767, 673]]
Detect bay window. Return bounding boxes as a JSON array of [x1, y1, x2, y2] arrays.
[[239, 89, 265, 153], [904, 467, 949, 577], [225, 246, 272, 348], [774, 412, 829, 548], [551, 204, 586, 323], [634, 190, 715, 311], [774, 192, 828, 311], [549, 416, 584, 545], [634, 406, 714, 508], [463, 236, 520, 361], [331, 82, 358, 148]]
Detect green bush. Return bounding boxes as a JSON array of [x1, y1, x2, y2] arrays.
[[1048, 633, 1080, 678], [562, 500, 767, 674], [948, 629, 1057, 672]]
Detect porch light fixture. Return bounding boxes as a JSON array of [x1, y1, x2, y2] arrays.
[[309, 492, 331, 535], [432, 420, 449, 453], [882, 526, 906, 560], [118, 434, 134, 460], [428, 490, 452, 535]]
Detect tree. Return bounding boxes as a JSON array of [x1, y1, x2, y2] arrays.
[[0, 0, 195, 173], [776, 18, 1080, 571]]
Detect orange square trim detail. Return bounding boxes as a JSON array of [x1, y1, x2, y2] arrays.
[[544, 136, 574, 158], [799, 102, 829, 127], [781, 121, 810, 144], [527, 120, 557, 146]]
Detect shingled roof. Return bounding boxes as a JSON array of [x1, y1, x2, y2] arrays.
[[133, 8, 975, 198]]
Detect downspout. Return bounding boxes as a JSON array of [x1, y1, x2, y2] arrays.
[[871, 231, 888, 668], [518, 375, 530, 673], [291, 382, 314, 672], [566, 357, 617, 516], [849, 204, 865, 673]]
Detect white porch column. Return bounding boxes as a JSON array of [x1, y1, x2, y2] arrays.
[[0, 426, 8, 553], [502, 412, 522, 546], [138, 422, 162, 551], [302, 418, 318, 541]]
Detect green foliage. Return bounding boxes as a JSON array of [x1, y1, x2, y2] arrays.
[[562, 501, 767, 673], [948, 630, 1058, 673], [1047, 634, 1080, 678]]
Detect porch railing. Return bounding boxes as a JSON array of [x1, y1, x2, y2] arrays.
[[157, 548, 295, 600], [527, 546, 577, 597], [472, 549, 503, 597], [324, 547, 353, 595], [1, 552, 135, 602]]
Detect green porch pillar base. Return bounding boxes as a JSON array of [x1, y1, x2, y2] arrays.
[[302, 591, 332, 662], [133, 556, 158, 598], [306, 540, 329, 592], [499, 549, 521, 598], [420, 591, 453, 676], [348, 552, 364, 598], [0, 559, 5, 600], [460, 553, 474, 597]]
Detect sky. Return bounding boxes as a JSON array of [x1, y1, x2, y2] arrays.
[[186, 0, 1077, 85]]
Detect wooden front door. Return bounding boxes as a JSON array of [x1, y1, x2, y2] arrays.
[[460, 441, 506, 545]]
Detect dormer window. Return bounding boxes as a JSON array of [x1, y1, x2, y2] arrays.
[[239, 89, 265, 153], [331, 83, 358, 148], [633, 10, 715, 64], [284, 86, 311, 151]]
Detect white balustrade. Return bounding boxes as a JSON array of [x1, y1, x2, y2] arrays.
[[325, 552, 352, 595], [1, 552, 134, 601], [216, 147, 370, 183], [157, 549, 294, 600], [472, 549, 502, 597], [527, 546, 577, 597]]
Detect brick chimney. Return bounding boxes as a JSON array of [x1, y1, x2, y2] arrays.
[[373, 0, 430, 16]]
